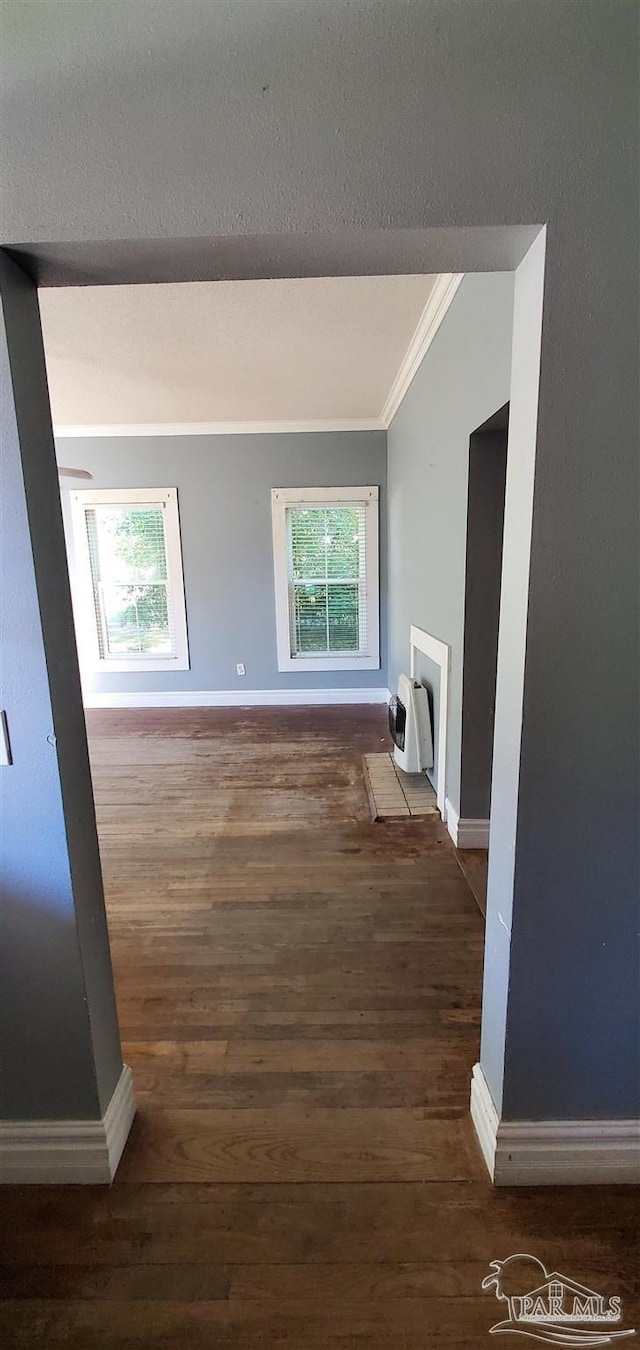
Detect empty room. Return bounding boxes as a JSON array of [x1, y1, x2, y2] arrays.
[[1, 3, 638, 1348]]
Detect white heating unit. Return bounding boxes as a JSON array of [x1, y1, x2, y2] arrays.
[[389, 673, 433, 774]]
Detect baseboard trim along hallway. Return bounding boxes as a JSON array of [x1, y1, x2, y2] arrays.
[[0, 1064, 136, 1184], [445, 800, 490, 849], [470, 1063, 640, 1186], [83, 688, 392, 709]]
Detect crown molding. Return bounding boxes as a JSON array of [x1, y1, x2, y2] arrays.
[[379, 273, 464, 427], [54, 418, 385, 438]]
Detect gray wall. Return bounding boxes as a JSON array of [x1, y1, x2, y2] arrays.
[[2, 1, 638, 1125], [388, 273, 514, 814], [0, 254, 122, 1121], [56, 431, 387, 695]]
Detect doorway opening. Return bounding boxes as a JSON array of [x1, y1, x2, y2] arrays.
[[3, 223, 547, 1206], [458, 402, 509, 915]]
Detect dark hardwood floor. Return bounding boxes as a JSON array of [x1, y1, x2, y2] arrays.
[[454, 848, 488, 918], [1, 707, 637, 1347]]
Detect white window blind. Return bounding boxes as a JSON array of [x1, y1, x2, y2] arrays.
[[287, 503, 368, 657], [271, 487, 380, 672], [84, 502, 175, 659], [71, 488, 189, 673]]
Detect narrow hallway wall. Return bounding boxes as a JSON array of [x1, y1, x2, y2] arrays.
[[387, 273, 514, 815], [0, 254, 123, 1127]]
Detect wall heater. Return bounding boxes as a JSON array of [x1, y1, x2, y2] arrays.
[[389, 673, 433, 775]]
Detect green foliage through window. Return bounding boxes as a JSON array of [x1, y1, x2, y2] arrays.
[[287, 505, 364, 656], [85, 505, 173, 657]]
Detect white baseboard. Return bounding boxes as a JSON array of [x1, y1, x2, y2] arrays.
[[470, 1062, 500, 1178], [103, 1064, 136, 1178], [0, 1064, 136, 1185], [470, 1063, 640, 1186], [445, 799, 490, 849], [83, 687, 392, 710]]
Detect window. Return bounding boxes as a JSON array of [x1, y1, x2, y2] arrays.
[[70, 488, 189, 672], [271, 486, 379, 671]]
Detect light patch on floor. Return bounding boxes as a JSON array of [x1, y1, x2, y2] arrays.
[[363, 753, 438, 821]]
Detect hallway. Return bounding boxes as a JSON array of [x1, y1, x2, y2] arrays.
[[1, 708, 637, 1347]]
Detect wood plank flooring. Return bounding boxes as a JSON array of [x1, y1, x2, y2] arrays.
[[454, 848, 489, 917], [1, 707, 637, 1347]]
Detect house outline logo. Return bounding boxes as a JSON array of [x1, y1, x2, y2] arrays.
[[482, 1253, 636, 1345]]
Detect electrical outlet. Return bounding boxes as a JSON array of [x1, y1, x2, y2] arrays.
[[236, 662, 246, 677]]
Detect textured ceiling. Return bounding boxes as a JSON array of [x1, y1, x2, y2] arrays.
[[39, 275, 436, 427]]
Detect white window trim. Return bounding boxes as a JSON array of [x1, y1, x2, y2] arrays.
[[70, 487, 190, 673], [271, 485, 380, 673]]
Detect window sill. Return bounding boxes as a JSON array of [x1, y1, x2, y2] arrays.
[[277, 654, 380, 673], [85, 658, 191, 674]]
